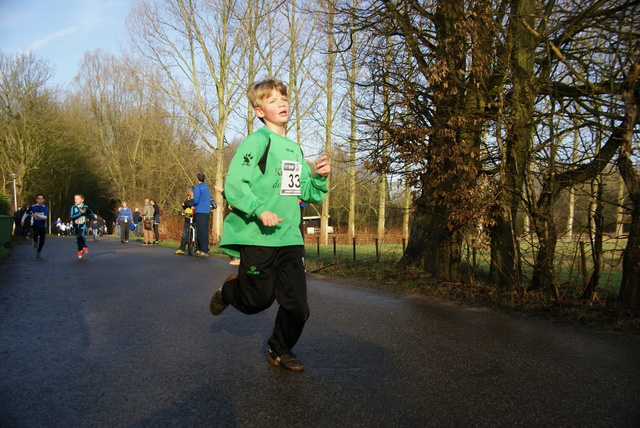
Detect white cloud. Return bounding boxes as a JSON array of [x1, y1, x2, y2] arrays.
[[0, 8, 28, 29], [29, 26, 79, 50], [77, 0, 125, 28]]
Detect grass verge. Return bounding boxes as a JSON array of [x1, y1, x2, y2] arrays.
[[305, 256, 640, 335]]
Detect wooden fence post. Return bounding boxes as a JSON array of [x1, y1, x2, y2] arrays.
[[353, 237, 356, 261]]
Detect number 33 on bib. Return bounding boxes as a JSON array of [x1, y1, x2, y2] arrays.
[[280, 161, 301, 196]]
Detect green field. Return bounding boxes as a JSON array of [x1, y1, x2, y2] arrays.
[[303, 238, 627, 297]]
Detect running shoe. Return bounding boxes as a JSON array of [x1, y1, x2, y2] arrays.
[[267, 349, 304, 371], [77, 251, 83, 259], [82, 247, 89, 254], [209, 275, 236, 316]]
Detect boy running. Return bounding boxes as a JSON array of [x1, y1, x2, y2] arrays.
[[211, 78, 330, 371], [21, 194, 48, 258], [70, 194, 95, 259]]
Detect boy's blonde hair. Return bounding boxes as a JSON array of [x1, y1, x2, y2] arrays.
[[247, 78, 288, 109]]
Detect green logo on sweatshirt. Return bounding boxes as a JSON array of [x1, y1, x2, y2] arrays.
[[247, 266, 260, 275]]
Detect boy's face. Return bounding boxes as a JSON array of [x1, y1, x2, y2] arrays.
[[74, 195, 83, 205], [254, 89, 289, 129], [35, 195, 45, 205]]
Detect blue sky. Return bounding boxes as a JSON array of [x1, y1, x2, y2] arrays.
[[0, 0, 130, 87]]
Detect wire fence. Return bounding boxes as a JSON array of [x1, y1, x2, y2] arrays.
[[302, 232, 627, 297]]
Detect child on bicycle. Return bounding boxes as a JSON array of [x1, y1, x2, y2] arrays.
[[175, 185, 195, 255]]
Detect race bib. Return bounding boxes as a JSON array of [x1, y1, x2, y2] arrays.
[[74, 216, 86, 225], [280, 161, 301, 196]]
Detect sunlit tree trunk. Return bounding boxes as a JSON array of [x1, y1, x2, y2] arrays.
[[616, 175, 627, 237], [403, 164, 411, 242], [566, 124, 580, 241], [320, 0, 335, 246], [347, 23, 358, 241]]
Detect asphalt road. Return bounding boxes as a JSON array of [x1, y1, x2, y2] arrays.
[[0, 236, 639, 427]]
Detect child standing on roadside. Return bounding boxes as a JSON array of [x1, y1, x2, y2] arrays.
[[70, 194, 95, 259], [21, 194, 48, 258], [210, 78, 330, 371], [116, 201, 133, 244]]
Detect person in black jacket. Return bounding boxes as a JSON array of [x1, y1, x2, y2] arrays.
[[150, 199, 161, 245], [132, 207, 142, 237], [175, 186, 195, 255]]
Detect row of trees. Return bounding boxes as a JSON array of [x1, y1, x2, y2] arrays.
[[0, 50, 209, 224], [1, 0, 639, 305], [337, 0, 639, 304]]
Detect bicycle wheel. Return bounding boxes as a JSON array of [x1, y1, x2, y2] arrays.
[[187, 226, 197, 256]]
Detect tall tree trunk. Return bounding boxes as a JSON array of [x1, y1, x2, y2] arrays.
[[400, 201, 462, 281], [566, 123, 580, 241], [403, 164, 411, 242], [615, 175, 627, 237], [346, 2, 358, 242], [530, 125, 628, 292], [489, 0, 537, 291], [320, 1, 335, 246], [581, 183, 604, 300], [616, 54, 640, 306], [530, 193, 560, 295]]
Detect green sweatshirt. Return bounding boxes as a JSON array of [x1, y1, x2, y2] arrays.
[[219, 126, 328, 257]]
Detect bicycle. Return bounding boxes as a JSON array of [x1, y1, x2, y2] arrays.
[[181, 212, 197, 256]]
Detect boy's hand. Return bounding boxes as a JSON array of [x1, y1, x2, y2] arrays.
[[259, 210, 284, 227], [314, 156, 330, 177]]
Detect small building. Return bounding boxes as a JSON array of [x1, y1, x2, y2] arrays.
[[302, 216, 333, 234]]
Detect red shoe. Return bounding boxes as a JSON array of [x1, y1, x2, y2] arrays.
[[77, 251, 83, 259], [82, 247, 89, 254]]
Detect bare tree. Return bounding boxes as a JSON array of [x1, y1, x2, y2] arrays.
[[127, 0, 250, 243], [0, 52, 55, 205]]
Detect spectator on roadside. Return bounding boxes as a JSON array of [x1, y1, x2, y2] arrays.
[[116, 201, 134, 244], [14, 205, 25, 237], [175, 185, 195, 255], [150, 199, 161, 245], [91, 217, 100, 241], [192, 173, 211, 257], [132, 207, 142, 237], [19, 204, 31, 238], [141, 199, 155, 246], [115, 207, 122, 240]]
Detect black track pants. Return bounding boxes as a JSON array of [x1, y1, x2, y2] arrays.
[[221, 245, 308, 356]]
